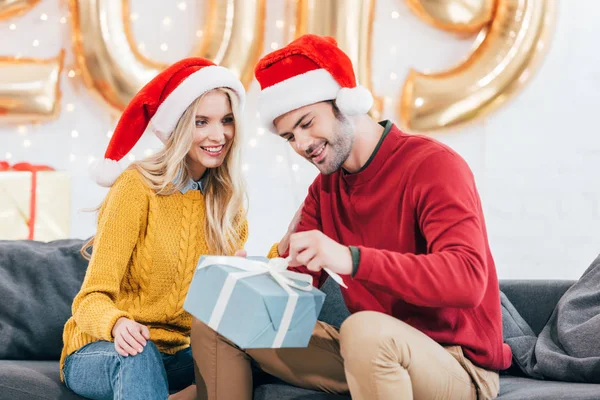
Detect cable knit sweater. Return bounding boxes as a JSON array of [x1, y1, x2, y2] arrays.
[[59, 169, 248, 377]]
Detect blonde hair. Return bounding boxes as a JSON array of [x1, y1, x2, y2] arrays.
[[82, 87, 247, 258]]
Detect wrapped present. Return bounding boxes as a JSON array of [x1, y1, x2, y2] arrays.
[[184, 256, 326, 349], [0, 161, 70, 241]]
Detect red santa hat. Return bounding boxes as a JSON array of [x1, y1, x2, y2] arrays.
[[254, 34, 373, 132], [90, 57, 245, 187]]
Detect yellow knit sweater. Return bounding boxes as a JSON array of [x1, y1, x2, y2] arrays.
[[60, 169, 247, 376]]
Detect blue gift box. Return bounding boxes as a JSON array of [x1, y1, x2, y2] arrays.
[[183, 256, 326, 349]]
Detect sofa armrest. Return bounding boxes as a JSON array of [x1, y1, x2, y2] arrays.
[[499, 279, 575, 336]]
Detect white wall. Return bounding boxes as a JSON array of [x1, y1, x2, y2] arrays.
[[1, 0, 598, 280]]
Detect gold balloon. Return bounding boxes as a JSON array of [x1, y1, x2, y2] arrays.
[[290, 0, 383, 120], [405, 0, 494, 35], [69, 0, 265, 114], [0, 51, 64, 124], [0, 0, 39, 20], [400, 0, 556, 133]]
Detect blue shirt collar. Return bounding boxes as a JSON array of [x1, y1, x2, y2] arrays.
[[175, 169, 208, 194]]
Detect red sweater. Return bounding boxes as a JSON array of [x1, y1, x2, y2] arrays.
[[286, 121, 512, 371]]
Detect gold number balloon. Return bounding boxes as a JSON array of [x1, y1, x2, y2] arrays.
[[0, 52, 64, 124], [0, 0, 39, 20], [400, 0, 556, 133], [405, 0, 494, 34], [289, 0, 383, 120], [69, 0, 265, 115]]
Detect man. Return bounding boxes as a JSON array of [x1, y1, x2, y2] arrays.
[[191, 34, 512, 400]]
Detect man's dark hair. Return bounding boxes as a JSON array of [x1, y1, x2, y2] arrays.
[[326, 100, 345, 122]]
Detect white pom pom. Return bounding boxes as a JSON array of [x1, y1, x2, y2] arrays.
[[336, 85, 374, 116], [89, 158, 123, 187]]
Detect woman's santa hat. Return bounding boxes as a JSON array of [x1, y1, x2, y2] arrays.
[[254, 34, 373, 132], [90, 57, 245, 187]]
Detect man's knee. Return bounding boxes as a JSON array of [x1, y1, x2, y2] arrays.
[[340, 311, 408, 363]]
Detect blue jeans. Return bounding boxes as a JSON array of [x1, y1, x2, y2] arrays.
[[63, 340, 194, 400]]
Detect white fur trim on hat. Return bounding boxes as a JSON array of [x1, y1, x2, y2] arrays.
[[89, 158, 123, 187], [150, 65, 246, 141], [258, 69, 341, 132], [336, 85, 373, 116], [258, 69, 374, 132]]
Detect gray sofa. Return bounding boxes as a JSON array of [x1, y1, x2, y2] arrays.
[[1, 239, 599, 399]]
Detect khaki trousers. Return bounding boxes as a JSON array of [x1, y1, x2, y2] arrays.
[[191, 311, 499, 400]]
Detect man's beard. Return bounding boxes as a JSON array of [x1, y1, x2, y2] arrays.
[[312, 118, 354, 175]]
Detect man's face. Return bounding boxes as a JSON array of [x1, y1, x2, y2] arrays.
[[273, 102, 354, 175]]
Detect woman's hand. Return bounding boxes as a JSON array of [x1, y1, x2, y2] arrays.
[[112, 317, 150, 357]]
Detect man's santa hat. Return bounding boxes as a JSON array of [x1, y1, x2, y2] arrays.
[[254, 34, 373, 132], [90, 57, 245, 187]]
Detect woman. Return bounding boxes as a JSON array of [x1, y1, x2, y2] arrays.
[[59, 58, 248, 400]]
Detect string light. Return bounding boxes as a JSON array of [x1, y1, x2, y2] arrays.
[[106, 130, 113, 138], [276, 155, 284, 163], [68, 69, 76, 78], [257, 127, 265, 136], [291, 164, 299, 171], [160, 43, 168, 51], [178, 2, 187, 11], [130, 13, 139, 22], [144, 149, 153, 156], [270, 42, 279, 50], [88, 156, 96, 165], [391, 11, 400, 19], [60, 16, 67, 24], [128, 154, 136, 161], [69, 154, 76, 162], [390, 72, 398, 80], [71, 130, 79, 138], [9, 24, 16, 30], [196, 30, 203, 38], [138, 42, 146, 51], [275, 19, 284, 29], [242, 164, 249, 171], [249, 138, 258, 147], [415, 97, 424, 107], [23, 139, 32, 148], [14, 53, 22, 59], [66, 103, 75, 112], [162, 17, 172, 27], [5, 152, 12, 160], [17, 125, 27, 134], [32, 39, 40, 47], [40, 13, 48, 21]]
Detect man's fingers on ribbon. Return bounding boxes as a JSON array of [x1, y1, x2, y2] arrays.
[[289, 230, 323, 269]]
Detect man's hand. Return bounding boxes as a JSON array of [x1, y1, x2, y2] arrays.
[[288, 230, 352, 275], [112, 317, 150, 357], [278, 202, 304, 255]]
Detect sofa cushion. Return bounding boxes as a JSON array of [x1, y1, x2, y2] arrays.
[[254, 383, 349, 400], [0, 239, 88, 360], [499, 280, 574, 336], [498, 376, 600, 400], [0, 360, 84, 400], [316, 278, 350, 329]]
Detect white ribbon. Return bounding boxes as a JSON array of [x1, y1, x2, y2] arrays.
[[198, 256, 314, 348]]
